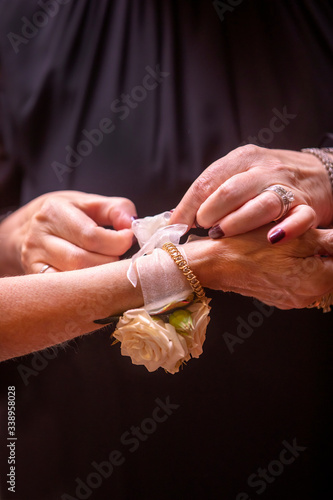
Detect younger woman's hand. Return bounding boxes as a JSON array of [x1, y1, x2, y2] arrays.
[[0, 191, 137, 275]]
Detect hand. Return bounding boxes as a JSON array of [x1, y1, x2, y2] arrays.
[[171, 145, 333, 244], [0, 191, 137, 275], [185, 226, 333, 309]]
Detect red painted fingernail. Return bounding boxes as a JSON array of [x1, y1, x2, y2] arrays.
[[208, 225, 225, 239], [269, 228, 285, 244]]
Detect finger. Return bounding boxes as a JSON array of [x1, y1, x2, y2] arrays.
[[170, 145, 262, 227], [267, 205, 317, 244], [170, 172, 221, 229], [30, 235, 123, 272], [206, 182, 297, 238], [196, 171, 267, 229], [76, 194, 137, 230], [170, 159, 233, 228], [42, 201, 134, 256]]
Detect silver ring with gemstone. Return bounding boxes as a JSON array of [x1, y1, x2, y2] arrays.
[[261, 185, 295, 222]]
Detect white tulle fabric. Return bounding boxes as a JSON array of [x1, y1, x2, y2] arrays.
[[127, 212, 192, 313]]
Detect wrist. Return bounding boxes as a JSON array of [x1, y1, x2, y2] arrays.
[[183, 239, 213, 289], [134, 248, 193, 312]]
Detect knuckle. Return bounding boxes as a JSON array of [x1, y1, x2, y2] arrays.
[[214, 183, 234, 206], [119, 196, 135, 209], [20, 241, 31, 271], [300, 204, 315, 217], [235, 144, 261, 161], [112, 197, 136, 214], [192, 173, 215, 200], [67, 249, 86, 270], [35, 197, 59, 222], [286, 165, 298, 185], [79, 226, 97, 250], [20, 231, 40, 272]]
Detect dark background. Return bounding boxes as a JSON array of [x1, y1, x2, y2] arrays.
[[0, 1, 333, 499]]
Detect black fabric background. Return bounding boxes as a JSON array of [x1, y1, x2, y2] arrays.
[[0, 1, 333, 499]]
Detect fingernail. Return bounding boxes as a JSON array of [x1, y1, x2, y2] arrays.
[[269, 228, 285, 244], [208, 225, 225, 239], [194, 217, 204, 229], [131, 216, 138, 222], [170, 209, 175, 213]]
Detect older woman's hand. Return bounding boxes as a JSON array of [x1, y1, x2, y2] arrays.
[[171, 145, 333, 244], [185, 226, 333, 310], [0, 191, 137, 275]]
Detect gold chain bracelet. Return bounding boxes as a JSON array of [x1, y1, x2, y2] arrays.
[[162, 242, 206, 299]]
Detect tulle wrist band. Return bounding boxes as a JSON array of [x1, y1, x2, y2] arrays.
[[134, 248, 192, 313]]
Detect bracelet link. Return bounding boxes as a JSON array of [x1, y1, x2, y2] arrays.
[[162, 242, 206, 299]]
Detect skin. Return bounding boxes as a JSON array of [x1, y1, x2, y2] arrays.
[[170, 145, 333, 244], [0, 191, 137, 276], [1, 177, 332, 361], [1, 226, 333, 361], [0, 259, 143, 361], [185, 226, 333, 310]]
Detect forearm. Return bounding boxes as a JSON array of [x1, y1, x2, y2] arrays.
[[0, 259, 143, 361]]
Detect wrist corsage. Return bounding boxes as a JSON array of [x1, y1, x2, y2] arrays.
[[95, 212, 211, 374]]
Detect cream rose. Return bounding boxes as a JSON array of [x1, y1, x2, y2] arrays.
[[113, 309, 189, 374], [185, 298, 211, 357], [169, 298, 211, 358]]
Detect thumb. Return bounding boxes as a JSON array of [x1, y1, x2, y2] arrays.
[[77, 195, 137, 229]]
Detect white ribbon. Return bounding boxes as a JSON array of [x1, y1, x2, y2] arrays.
[[126, 212, 192, 312], [127, 211, 188, 287]]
